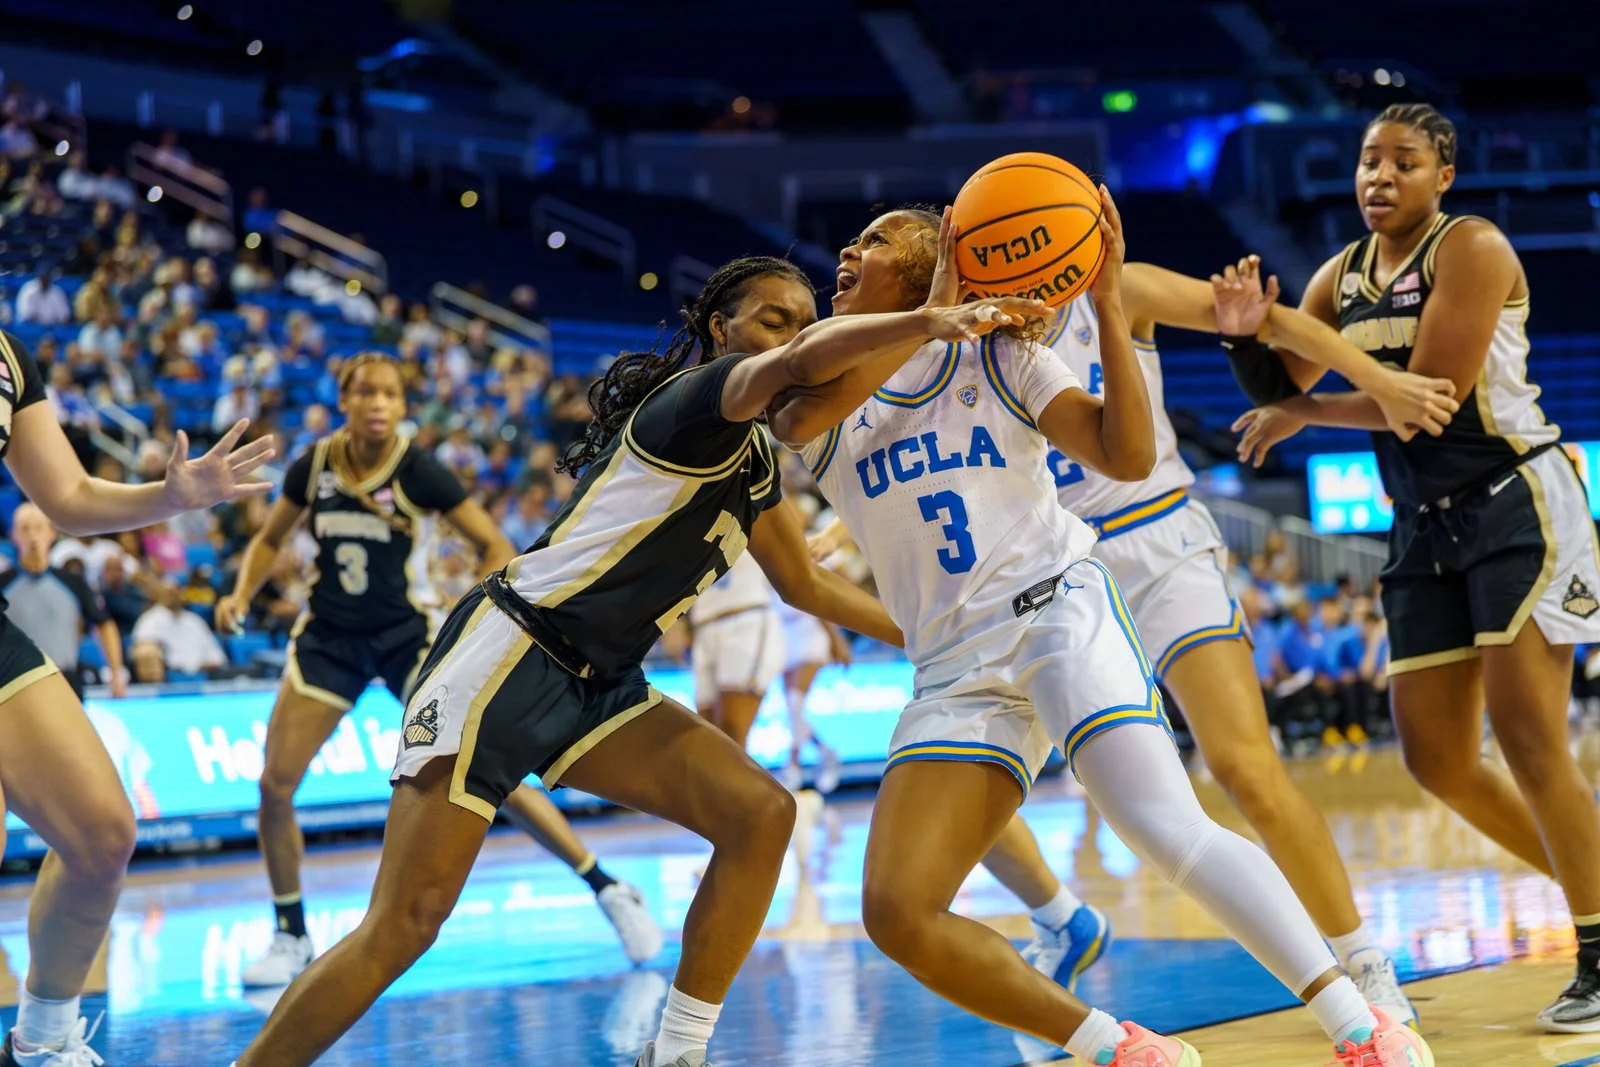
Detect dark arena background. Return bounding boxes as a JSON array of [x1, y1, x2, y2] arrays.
[[0, 1, 1596, 1064]]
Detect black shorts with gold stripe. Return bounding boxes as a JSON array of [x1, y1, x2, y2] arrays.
[[287, 612, 431, 711], [1382, 447, 1600, 675], [389, 582, 660, 820], [0, 615, 60, 706]]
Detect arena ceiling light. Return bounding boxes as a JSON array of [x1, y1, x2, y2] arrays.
[[547, 231, 566, 249], [177, 4, 193, 19], [247, 39, 263, 56]]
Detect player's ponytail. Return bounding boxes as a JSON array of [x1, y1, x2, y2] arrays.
[[557, 256, 812, 476]]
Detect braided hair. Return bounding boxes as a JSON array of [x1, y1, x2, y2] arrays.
[[1367, 103, 1457, 167], [557, 255, 812, 475]]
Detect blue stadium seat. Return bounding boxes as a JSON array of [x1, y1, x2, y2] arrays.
[[79, 636, 106, 670], [186, 543, 219, 571], [226, 631, 274, 667], [0, 486, 22, 524]]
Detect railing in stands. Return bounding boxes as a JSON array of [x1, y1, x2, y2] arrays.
[[270, 210, 389, 295], [1200, 495, 1387, 586], [668, 256, 713, 310], [532, 195, 635, 283], [125, 141, 234, 223], [428, 282, 551, 356]]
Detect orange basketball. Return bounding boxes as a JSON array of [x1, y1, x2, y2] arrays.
[[951, 152, 1104, 307]]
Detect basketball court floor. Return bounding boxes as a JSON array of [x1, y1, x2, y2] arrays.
[[0, 741, 1591, 1066]]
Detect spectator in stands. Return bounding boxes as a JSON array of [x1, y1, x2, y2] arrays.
[[464, 317, 495, 364], [501, 481, 551, 549], [509, 283, 539, 319], [213, 361, 261, 433], [15, 270, 71, 324], [97, 164, 136, 209], [1, 503, 127, 698], [543, 373, 593, 449], [165, 256, 200, 309], [97, 554, 149, 635], [242, 186, 276, 236], [477, 439, 519, 497], [1315, 597, 1367, 747], [51, 526, 135, 588], [402, 302, 441, 348], [131, 579, 227, 679], [77, 303, 124, 362], [151, 129, 191, 169], [0, 116, 38, 160], [435, 416, 486, 476], [1276, 597, 1330, 749], [192, 256, 234, 311], [32, 333, 58, 370], [288, 404, 330, 461], [188, 321, 228, 378], [370, 293, 404, 344], [140, 521, 189, 577], [47, 360, 98, 441], [433, 328, 472, 388], [73, 267, 116, 323], [1, 82, 46, 123], [187, 209, 235, 255], [57, 151, 97, 201]]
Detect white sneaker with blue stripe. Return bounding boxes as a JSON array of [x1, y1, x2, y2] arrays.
[[1020, 902, 1112, 993]]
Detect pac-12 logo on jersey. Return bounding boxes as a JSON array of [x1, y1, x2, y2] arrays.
[[957, 384, 979, 408], [403, 694, 445, 748], [1075, 326, 1093, 345]]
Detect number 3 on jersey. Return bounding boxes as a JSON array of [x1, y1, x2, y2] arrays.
[[334, 542, 369, 595], [917, 490, 977, 574]]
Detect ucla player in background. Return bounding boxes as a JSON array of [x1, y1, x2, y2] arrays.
[[691, 551, 784, 749], [0, 330, 276, 1067], [225, 257, 1035, 1067], [217, 353, 660, 989], [768, 198, 1434, 1067], [976, 258, 1460, 1026], [1224, 103, 1600, 1032]]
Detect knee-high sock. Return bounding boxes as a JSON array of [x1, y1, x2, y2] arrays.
[[1076, 724, 1335, 997], [785, 686, 813, 751]]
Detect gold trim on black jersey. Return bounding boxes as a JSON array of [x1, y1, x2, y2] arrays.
[[1422, 214, 1492, 288], [1357, 211, 1448, 302], [535, 478, 702, 610], [0, 332, 26, 396], [748, 432, 776, 501], [622, 419, 754, 481]]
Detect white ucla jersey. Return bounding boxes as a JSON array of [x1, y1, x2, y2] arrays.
[[1044, 296, 1194, 526], [690, 547, 773, 623], [802, 334, 1097, 667]]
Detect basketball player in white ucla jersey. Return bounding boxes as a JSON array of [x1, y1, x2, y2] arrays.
[[1224, 103, 1600, 1033], [768, 197, 1433, 1066]]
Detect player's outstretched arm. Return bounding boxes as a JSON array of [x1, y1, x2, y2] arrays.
[[443, 498, 517, 578], [1035, 187, 1156, 482], [747, 500, 902, 648], [5, 407, 275, 537], [215, 493, 306, 634]]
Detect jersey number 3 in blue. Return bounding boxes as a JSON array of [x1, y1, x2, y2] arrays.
[[917, 490, 977, 574]]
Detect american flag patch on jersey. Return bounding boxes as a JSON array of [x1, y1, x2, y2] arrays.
[[1393, 271, 1420, 293]]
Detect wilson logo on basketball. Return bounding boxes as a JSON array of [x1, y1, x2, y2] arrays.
[[403, 699, 443, 748]]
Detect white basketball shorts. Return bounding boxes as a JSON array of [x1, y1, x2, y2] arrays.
[[692, 607, 785, 708]]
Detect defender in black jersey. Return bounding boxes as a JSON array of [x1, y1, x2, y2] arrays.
[[0, 329, 275, 1066], [231, 256, 1048, 1067], [1223, 105, 1600, 1033], [218, 354, 663, 990]]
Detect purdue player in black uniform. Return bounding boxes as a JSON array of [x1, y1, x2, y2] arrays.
[[218, 353, 662, 990], [1222, 104, 1600, 1032], [227, 256, 1048, 1067], [0, 330, 274, 1067]]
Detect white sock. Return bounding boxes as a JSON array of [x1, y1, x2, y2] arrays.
[[1307, 977, 1378, 1045], [784, 687, 812, 748], [1064, 1008, 1126, 1063], [14, 990, 79, 1050], [654, 985, 721, 1065], [1326, 922, 1383, 972], [1030, 883, 1085, 931]]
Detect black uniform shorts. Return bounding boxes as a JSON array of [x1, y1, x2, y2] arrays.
[[0, 615, 58, 705], [389, 582, 660, 820], [288, 612, 432, 710]]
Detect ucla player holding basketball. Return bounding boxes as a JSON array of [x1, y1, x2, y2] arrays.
[[768, 193, 1433, 1065], [225, 257, 1046, 1067], [0, 330, 276, 1067], [218, 353, 662, 989], [1224, 103, 1600, 1032]]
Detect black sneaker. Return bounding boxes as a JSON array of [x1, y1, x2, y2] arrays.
[[1539, 967, 1600, 1033]]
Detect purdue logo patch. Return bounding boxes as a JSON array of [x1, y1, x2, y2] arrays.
[[1563, 575, 1599, 619], [403, 696, 444, 749], [316, 471, 339, 500], [957, 384, 979, 408], [1341, 272, 1362, 296]]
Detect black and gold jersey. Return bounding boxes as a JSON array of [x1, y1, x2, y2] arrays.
[[507, 354, 784, 678], [0, 331, 50, 616], [283, 435, 468, 633], [1335, 212, 1558, 506]]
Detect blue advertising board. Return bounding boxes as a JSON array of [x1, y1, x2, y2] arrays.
[[3, 661, 919, 858]]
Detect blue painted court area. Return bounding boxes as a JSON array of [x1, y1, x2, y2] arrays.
[[0, 794, 1488, 1067]]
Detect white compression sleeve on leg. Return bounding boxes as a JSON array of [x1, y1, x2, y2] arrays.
[[785, 686, 813, 748], [1075, 724, 1336, 998]]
